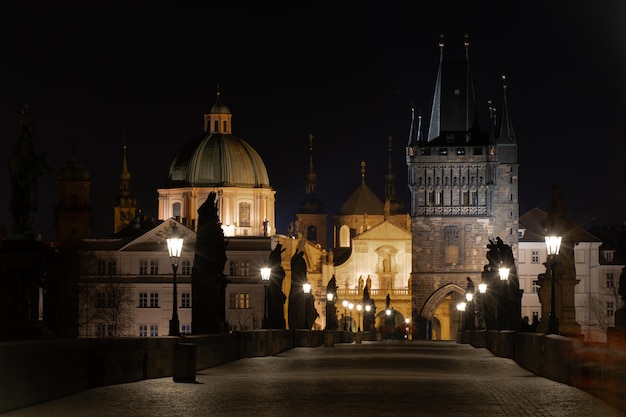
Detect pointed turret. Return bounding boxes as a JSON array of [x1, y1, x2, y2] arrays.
[[113, 135, 138, 234], [426, 33, 486, 145], [384, 136, 405, 215], [497, 75, 516, 144], [298, 133, 323, 214]]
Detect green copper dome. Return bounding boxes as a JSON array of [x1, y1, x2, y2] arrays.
[[165, 132, 271, 188]]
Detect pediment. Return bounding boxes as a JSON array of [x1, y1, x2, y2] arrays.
[[120, 219, 196, 252], [353, 220, 411, 241]]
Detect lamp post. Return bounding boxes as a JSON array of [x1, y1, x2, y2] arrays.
[[342, 299, 348, 331], [303, 281, 312, 330], [326, 291, 334, 330], [348, 302, 354, 332], [356, 304, 362, 332], [465, 290, 473, 331], [498, 264, 510, 330], [166, 227, 184, 337], [478, 282, 487, 329], [365, 304, 371, 331], [405, 317, 410, 340], [545, 235, 562, 334], [260, 266, 271, 329], [456, 301, 466, 334]]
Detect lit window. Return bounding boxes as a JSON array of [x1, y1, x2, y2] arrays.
[[229, 293, 250, 309], [139, 292, 148, 308], [606, 273, 615, 288], [150, 325, 159, 337], [149, 292, 159, 308], [139, 324, 148, 337], [182, 260, 191, 275]]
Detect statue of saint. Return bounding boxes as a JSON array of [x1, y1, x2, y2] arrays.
[[9, 108, 49, 235]]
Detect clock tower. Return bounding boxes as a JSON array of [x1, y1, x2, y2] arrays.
[[113, 139, 137, 234]]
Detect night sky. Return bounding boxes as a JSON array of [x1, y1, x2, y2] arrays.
[[2, 2, 625, 242]]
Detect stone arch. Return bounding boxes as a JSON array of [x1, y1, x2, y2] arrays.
[[421, 283, 465, 320]]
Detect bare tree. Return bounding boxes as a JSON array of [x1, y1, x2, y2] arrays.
[[582, 284, 624, 335], [77, 253, 134, 337]]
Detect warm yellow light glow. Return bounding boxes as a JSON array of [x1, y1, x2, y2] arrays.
[[260, 267, 271, 281], [499, 267, 510, 281], [342, 299, 348, 308], [303, 282, 311, 294], [356, 304, 362, 312], [457, 302, 466, 312], [545, 235, 562, 256], [166, 237, 183, 260], [466, 292, 473, 302], [478, 283, 487, 294], [326, 292, 334, 302]]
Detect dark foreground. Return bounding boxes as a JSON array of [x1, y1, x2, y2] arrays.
[[2, 340, 624, 417]]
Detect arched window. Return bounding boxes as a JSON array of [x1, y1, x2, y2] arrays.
[[223, 120, 228, 132], [173, 202, 181, 219], [339, 224, 351, 247], [213, 120, 219, 132], [307, 225, 317, 241]]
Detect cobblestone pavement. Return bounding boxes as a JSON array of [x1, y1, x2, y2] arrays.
[[3, 340, 625, 417]]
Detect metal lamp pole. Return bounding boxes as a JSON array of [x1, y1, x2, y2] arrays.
[[478, 282, 487, 329], [303, 282, 311, 329], [356, 304, 362, 332], [342, 300, 348, 331], [167, 226, 184, 337], [545, 235, 562, 334], [260, 267, 271, 329]]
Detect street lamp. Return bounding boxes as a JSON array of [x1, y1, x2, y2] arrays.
[[326, 291, 334, 330], [260, 266, 271, 329], [166, 226, 184, 337], [545, 235, 562, 334], [365, 304, 371, 331], [356, 304, 362, 332], [342, 299, 348, 331], [405, 317, 410, 339], [348, 302, 354, 332], [465, 290, 474, 331], [303, 281, 312, 330], [478, 282, 487, 329], [456, 301, 466, 334]]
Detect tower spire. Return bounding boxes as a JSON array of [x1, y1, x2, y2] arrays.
[[305, 133, 317, 197], [498, 75, 516, 144]]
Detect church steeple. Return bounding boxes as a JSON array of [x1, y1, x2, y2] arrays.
[[296, 133, 327, 247], [113, 134, 137, 234]]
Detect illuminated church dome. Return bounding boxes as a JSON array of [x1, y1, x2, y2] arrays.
[[158, 89, 276, 236]]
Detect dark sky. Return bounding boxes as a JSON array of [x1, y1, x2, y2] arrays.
[[2, 1, 625, 241]]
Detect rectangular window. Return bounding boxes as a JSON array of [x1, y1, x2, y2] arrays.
[[107, 260, 116, 275], [150, 260, 159, 275], [230, 261, 240, 276], [607, 301, 615, 317], [607, 272, 615, 288], [96, 291, 107, 308], [240, 260, 250, 276], [96, 323, 106, 338], [181, 292, 191, 308], [229, 293, 250, 309], [532, 280, 540, 293], [139, 260, 148, 275], [181, 324, 191, 334], [139, 324, 148, 337], [150, 292, 159, 308], [531, 250, 539, 264], [239, 202, 251, 227], [97, 261, 106, 275], [182, 260, 191, 275], [149, 324, 159, 337], [139, 292, 148, 308]]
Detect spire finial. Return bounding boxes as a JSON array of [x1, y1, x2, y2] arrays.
[[360, 161, 366, 184]]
